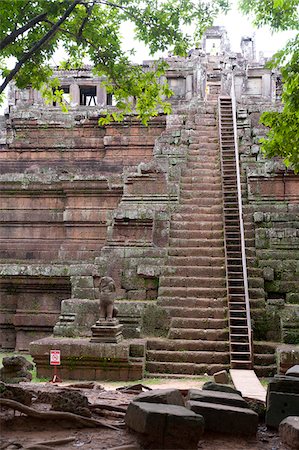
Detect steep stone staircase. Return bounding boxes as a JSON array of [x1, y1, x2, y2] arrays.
[[146, 105, 231, 375], [145, 100, 277, 376]]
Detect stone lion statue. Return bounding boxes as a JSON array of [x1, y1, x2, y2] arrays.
[[94, 276, 118, 321]]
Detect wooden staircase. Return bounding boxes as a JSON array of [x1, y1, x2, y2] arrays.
[[218, 96, 253, 369]]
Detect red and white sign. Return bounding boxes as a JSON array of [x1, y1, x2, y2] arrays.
[[50, 350, 61, 366]]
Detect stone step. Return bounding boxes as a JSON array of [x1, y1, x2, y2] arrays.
[[180, 191, 223, 200], [167, 256, 225, 267], [147, 350, 229, 364], [172, 213, 223, 223], [159, 286, 227, 298], [170, 229, 224, 239], [164, 306, 226, 319], [182, 169, 221, 178], [157, 297, 227, 308], [181, 198, 223, 207], [175, 205, 223, 214], [146, 361, 229, 376], [159, 276, 226, 288], [170, 317, 227, 329], [168, 328, 228, 340], [186, 157, 219, 165], [168, 238, 224, 248], [180, 182, 222, 191], [147, 338, 229, 352], [170, 221, 223, 231], [168, 247, 225, 257], [163, 265, 225, 277]]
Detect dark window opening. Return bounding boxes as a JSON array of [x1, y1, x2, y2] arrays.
[[107, 93, 117, 106], [53, 85, 70, 106], [80, 85, 97, 106]]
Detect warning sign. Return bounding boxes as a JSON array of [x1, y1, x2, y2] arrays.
[[50, 350, 61, 366]]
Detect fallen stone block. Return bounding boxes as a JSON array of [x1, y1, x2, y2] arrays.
[[286, 365, 299, 378], [133, 388, 184, 406], [279, 416, 299, 449], [187, 388, 248, 409], [125, 401, 204, 449], [213, 370, 229, 384], [187, 400, 258, 435], [202, 381, 242, 396], [267, 376, 299, 395], [266, 392, 299, 428]]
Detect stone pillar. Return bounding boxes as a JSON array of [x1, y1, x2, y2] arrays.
[[186, 75, 193, 100], [97, 84, 106, 106], [70, 83, 80, 106]]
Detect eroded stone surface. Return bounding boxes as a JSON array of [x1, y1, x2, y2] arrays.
[[125, 401, 204, 449], [279, 416, 299, 449], [133, 388, 185, 406], [187, 400, 258, 435], [187, 388, 248, 409]]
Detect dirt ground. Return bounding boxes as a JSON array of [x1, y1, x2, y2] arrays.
[[0, 380, 291, 450]]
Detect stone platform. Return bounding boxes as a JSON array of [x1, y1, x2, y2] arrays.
[[30, 336, 145, 381], [90, 318, 123, 343]]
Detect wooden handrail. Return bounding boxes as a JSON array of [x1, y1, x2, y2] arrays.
[[229, 76, 253, 360]]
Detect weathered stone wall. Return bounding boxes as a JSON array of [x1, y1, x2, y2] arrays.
[[237, 101, 299, 344]]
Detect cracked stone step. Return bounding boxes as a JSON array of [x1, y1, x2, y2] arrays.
[[167, 255, 225, 266], [170, 221, 223, 231], [170, 229, 224, 239], [163, 265, 225, 277], [177, 205, 223, 214], [170, 317, 227, 329], [180, 191, 223, 200], [163, 306, 226, 319], [159, 286, 227, 298], [159, 276, 226, 288], [146, 361, 229, 376], [172, 212, 223, 220], [168, 247, 225, 257], [157, 297, 227, 308], [181, 198, 223, 207], [147, 350, 230, 364], [168, 328, 229, 341], [147, 339, 229, 352], [168, 238, 224, 248]]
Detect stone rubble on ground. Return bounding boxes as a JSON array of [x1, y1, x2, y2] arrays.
[[0, 356, 33, 384]]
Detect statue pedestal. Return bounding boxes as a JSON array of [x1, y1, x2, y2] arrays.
[[29, 336, 145, 381], [90, 319, 123, 344]]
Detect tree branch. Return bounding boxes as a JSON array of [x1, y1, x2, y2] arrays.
[[0, 12, 48, 51], [0, 0, 81, 95]]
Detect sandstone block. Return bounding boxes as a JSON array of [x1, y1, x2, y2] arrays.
[[213, 369, 229, 384], [187, 400, 258, 435], [133, 388, 184, 406], [286, 365, 299, 378], [202, 381, 242, 396], [268, 375, 299, 394], [187, 389, 247, 409], [125, 401, 204, 449], [266, 392, 299, 428], [279, 416, 299, 449]]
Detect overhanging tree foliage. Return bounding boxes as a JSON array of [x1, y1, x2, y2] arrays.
[[0, 0, 229, 124], [239, 0, 299, 173]]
